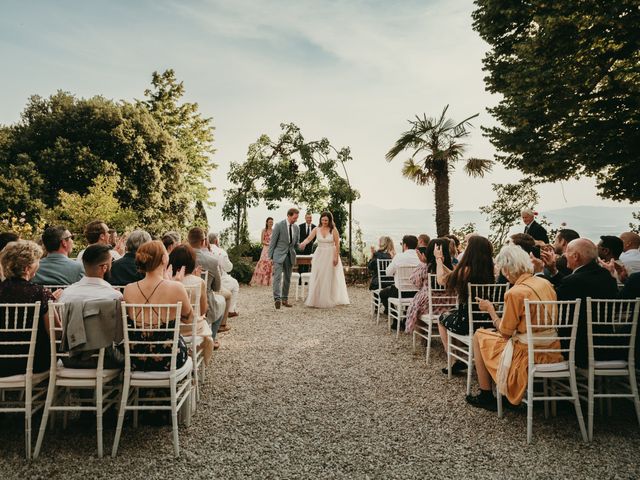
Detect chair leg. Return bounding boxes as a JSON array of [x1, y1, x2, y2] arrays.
[[96, 381, 104, 459], [570, 373, 588, 442], [25, 405, 32, 460], [111, 378, 130, 458], [543, 380, 549, 419], [497, 390, 503, 418], [588, 372, 595, 442], [412, 331, 417, 353], [629, 369, 640, 428], [171, 384, 180, 458], [466, 343, 473, 396], [447, 342, 452, 380], [426, 324, 432, 365], [34, 378, 56, 458], [527, 378, 534, 444]]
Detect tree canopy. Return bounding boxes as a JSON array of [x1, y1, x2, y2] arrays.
[[0, 70, 216, 234], [473, 0, 640, 202]]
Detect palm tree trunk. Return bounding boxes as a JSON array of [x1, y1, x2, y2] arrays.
[[434, 165, 450, 237]]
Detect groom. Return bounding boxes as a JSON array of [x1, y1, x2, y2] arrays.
[[269, 207, 300, 309]]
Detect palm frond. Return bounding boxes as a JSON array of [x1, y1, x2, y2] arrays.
[[463, 157, 493, 178], [402, 159, 434, 185], [385, 130, 421, 162]]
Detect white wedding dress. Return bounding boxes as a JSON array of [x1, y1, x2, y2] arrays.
[[304, 229, 350, 308]]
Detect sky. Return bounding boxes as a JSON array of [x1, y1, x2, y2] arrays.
[[0, 0, 634, 229]]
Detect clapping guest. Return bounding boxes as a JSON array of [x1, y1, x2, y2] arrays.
[[541, 229, 580, 280], [367, 236, 395, 291], [208, 232, 240, 318], [445, 234, 461, 264], [109, 230, 152, 286], [467, 245, 560, 410], [436, 235, 495, 375], [0, 240, 59, 376], [405, 238, 453, 333], [31, 226, 83, 286], [162, 231, 181, 255], [619, 232, 640, 275]]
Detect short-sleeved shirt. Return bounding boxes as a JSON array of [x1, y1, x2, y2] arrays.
[[0, 278, 54, 376]]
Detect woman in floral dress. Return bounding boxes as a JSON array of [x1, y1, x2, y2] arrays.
[[250, 217, 274, 286]]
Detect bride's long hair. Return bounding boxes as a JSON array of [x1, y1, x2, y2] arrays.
[[319, 211, 334, 232]]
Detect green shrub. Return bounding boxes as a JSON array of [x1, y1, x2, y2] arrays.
[[230, 255, 254, 284]]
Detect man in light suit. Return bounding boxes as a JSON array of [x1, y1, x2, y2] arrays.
[[269, 207, 301, 309], [298, 212, 316, 277]]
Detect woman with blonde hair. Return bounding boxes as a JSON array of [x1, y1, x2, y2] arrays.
[[367, 236, 395, 290]]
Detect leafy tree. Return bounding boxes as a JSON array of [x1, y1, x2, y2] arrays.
[[223, 123, 359, 248], [473, 0, 640, 202], [44, 174, 137, 237], [386, 106, 492, 237], [479, 180, 539, 249], [630, 212, 640, 234]]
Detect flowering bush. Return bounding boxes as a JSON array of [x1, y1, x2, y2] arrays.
[[0, 211, 45, 240]]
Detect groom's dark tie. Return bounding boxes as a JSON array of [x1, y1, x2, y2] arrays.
[[289, 222, 293, 245]]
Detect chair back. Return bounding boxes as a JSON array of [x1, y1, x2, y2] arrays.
[[0, 302, 42, 377], [120, 302, 183, 373], [47, 302, 109, 373], [524, 299, 581, 366], [200, 270, 210, 290], [395, 265, 418, 295], [376, 258, 393, 289], [183, 284, 202, 319], [586, 297, 640, 366], [467, 283, 509, 332], [427, 273, 458, 316]]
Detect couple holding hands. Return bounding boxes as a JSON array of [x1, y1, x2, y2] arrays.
[[269, 208, 350, 309]]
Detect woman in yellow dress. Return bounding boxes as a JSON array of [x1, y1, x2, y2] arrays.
[[467, 244, 563, 410]]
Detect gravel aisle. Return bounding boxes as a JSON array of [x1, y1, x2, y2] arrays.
[[1, 285, 639, 479]]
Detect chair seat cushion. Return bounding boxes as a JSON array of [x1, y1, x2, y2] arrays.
[[534, 361, 569, 372], [131, 357, 193, 380], [594, 360, 628, 369], [57, 366, 121, 378], [0, 370, 49, 385]]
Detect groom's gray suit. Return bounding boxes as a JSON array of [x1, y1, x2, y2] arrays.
[[269, 218, 300, 302]]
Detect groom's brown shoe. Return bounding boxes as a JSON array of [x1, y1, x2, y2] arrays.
[[275, 300, 281, 309], [282, 301, 293, 308]]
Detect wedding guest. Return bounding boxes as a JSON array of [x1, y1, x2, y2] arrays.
[[436, 235, 495, 375], [0, 240, 58, 376], [467, 245, 561, 410], [367, 236, 395, 290], [109, 229, 151, 286], [122, 240, 192, 372], [418, 234, 431, 249], [188, 227, 231, 333], [168, 244, 216, 359], [250, 217, 274, 286], [598, 235, 625, 282], [405, 238, 453, 333], [521, 208, 549, 244], [619, 232, 640, 275], [162, 231, 181, 255], [108, 229, 126, 257], [542, 228, 580, 279], [76, 220, 122, 263], [379, 235, 419, 317], [0, 231, 19, 280], [445, 234, 461, 261], [208, 232, 240, 317], [32, 225, 83, 286]]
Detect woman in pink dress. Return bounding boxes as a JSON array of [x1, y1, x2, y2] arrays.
[[250, 217, 274, 286]]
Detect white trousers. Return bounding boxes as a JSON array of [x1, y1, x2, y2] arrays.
[[222, 274, 240, 312]]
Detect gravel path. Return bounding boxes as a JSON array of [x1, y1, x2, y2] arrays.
[[2, 285, 639, 479]]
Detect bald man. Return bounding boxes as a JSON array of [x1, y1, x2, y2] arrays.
[[553, 239, 620, 368], [619, 232, 640, 275]]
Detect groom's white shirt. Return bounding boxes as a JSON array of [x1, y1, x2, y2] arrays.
[[386, 249, 419, 287]]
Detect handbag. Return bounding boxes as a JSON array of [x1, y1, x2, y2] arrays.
[[439, 305, 469, 335]]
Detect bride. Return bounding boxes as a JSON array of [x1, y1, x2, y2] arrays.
[[299, 211, 350, 308]]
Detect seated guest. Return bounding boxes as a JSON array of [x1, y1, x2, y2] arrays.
[[0, 240, 57, 377], [188, 227, 232, 333], [553, 239, 619, 368], [541, 228, 580, 280], [497, 233, 537, 284], [76, 220, 122, 263], [418, 234, 431, 249], [162, 231, 181, 255], [620, 272, 640, 365], [598, 235, 625, 282], [108, 229, 126, 257], [436, 235, 495, 375], [122, 241, 193, 372], [367, 236, 395, 291], [405, 238, 453, 333], [208, 232, 240, 318], [445, 234, 461, 263], [521, 208, 549, 243], [59, 244, 124, 368], [168, 244, 216, 360], [0, 232, 20, 280], [32, 225, 84, 286], [109, 229, 152, 286], [467, 245, 561, 410], [619, 232, 640, 274], [379, 235, 419, 316]]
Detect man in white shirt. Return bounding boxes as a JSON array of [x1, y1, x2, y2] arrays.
[[379, 235, 419, 314], [208, 232, 240, 317], [619, 232, 640, 275]]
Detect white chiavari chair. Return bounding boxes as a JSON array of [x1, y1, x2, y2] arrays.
[[388, 265, 419, 337], [0, 302, 48, 460], [372, 258, 393, 323], [182, 284, 205, 411], [34, 301, 121, 458], [112, 302, 192, 458]]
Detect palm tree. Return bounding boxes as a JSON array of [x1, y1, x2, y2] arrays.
[[386, 105, 493, 237]]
